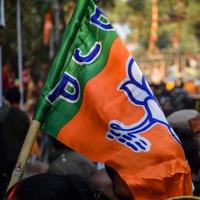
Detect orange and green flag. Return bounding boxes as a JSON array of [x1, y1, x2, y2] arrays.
[[34, 0, 192, 199]]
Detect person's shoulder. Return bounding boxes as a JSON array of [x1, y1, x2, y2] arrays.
[[0, 104, 10, 122], [11, 107, 30, 122]]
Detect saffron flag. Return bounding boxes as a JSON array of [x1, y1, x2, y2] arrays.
[[43, 8, 53, 45], [34, 0, 192, 199]]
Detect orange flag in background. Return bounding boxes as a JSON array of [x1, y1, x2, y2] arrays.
[[43, 8, 53, 45]]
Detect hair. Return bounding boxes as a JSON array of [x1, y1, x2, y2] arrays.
[[173, 127, 200, 174], [5, 87, 20, 104], [105, 165, 116, 183], [105, 166, 132, 200], [5, 174, 110, 200]]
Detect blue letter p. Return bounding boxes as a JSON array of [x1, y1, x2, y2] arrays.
[[46, 72, 80, 104]]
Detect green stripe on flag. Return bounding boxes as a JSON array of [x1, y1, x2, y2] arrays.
[[34, 0, 117, 137]]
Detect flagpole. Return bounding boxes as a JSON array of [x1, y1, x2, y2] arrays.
[[16, 0, 24, 107], [7, 120, 40, 190]]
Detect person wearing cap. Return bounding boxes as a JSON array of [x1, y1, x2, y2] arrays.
[[167, 109, 200, 195]]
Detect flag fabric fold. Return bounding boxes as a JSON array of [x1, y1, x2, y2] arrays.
[[34, 0, 192, 199]]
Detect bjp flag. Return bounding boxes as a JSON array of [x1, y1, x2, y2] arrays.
[[33, 0, 192, 199]]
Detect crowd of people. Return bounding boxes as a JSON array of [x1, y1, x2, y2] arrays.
[[1, 61, 200, 200]]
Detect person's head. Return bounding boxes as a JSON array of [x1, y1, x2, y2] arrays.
[[175, 78, 184, 88], [173, 127, 200, 175], [105, 165, 132, 200], [167, 110, 200, 174], [167, 109, 199, 131], [5, 87, 21, 105], [189, 114, 200, 150], [48, 138, 96, 179], [5, 174, 110, 200]]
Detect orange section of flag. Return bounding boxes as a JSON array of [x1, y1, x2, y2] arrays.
[[57, 37, 192, 199]]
